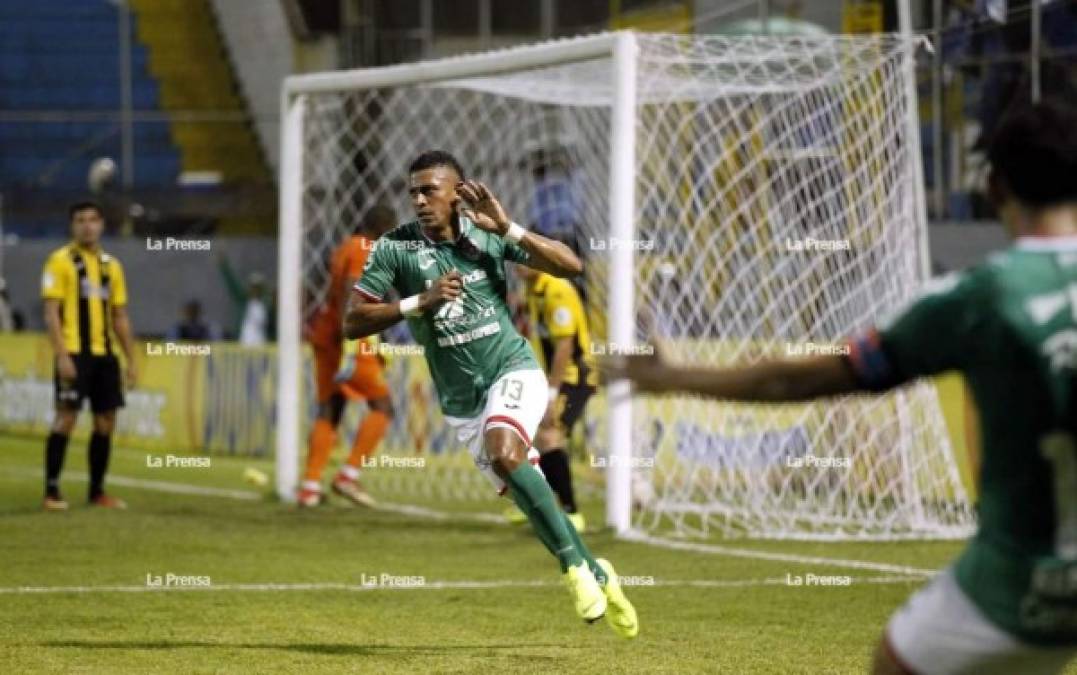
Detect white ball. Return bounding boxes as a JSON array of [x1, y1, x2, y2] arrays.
[[88, 157, 117, 193]]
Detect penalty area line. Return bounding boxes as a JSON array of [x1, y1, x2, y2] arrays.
[[0, 575, 923, 595], [623, 530, 939, 578]]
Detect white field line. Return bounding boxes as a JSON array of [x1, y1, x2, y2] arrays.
[[623, 530, 939, 578], [3, 468, 261, 501], [0, 575, 925, 595]]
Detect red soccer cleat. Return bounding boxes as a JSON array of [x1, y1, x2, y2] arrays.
[[297, 487, 323, 508], [89, 494, 128, 509], [331, 473, 376, 508]]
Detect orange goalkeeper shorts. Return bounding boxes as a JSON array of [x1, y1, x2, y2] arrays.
[[313, 344, 390, 403]]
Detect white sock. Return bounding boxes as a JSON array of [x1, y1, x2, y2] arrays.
[[340, 464, 360, 480]]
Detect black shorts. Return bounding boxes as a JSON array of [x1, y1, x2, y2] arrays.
[[55, 354, 125, 413], [551, 383, 594, 432]]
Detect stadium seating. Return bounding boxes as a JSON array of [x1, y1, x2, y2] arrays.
[[0, 0, 181, 197]]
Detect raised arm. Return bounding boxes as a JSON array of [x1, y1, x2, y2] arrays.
[[456, 180, 582, 278], [600, 351, 863, 402]]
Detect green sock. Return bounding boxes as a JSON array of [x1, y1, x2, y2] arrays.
[[561, 512, 607, 586], [506, 463, 583, 573]]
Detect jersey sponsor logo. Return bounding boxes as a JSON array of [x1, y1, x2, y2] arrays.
[[435, 321, 500, 348], [1043, 329, 1077, 373], [552, 306, 572, 328], [418, 249, 436, 270], [1026, 284, 1077, 325], [433, 293, 467, 320], [79, 278, 110, 300], [434, 304, 495, 332], [460, 269, 487, 284]]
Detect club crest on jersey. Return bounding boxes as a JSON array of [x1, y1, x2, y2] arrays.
[[456, 237, 481, 261], [417, 249, 436, 270]]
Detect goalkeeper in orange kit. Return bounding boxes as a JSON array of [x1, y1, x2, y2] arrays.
[[299, 204, 397, 507]]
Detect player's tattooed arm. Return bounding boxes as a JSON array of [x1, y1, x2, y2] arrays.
[[600, 351, 865, 402], [343, 270, 462, 339], [456, 179, 583, 278]]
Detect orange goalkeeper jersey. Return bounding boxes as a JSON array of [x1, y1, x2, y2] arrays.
[[309, 234, 374, 347]]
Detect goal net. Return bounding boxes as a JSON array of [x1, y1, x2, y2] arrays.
[[279, 32, 976, 540]]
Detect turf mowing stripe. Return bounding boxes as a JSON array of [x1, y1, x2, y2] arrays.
[[0, 575, 923, 595], [624, 531, 939, 578], [1, 467, 941, 577]]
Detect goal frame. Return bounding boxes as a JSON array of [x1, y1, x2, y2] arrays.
[[277, 32, 639, 528], [276, 30, 933, 537]]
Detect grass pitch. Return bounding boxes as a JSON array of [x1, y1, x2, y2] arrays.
[[0, 433, 1041, 674]]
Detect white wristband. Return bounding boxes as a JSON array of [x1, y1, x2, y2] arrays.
[[399, 295, 421, 317], [503, 221, 526, 244], [548, 387, 559, 402]]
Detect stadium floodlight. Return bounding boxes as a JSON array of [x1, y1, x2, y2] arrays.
[[279, 31, 976, 542]]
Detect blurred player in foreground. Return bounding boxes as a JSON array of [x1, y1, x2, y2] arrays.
[[345, 150, 637, 638], [603, 101, 1077, 674], [41, 201, 137, 510], [300, 205, 397, 507], [505, 264, 596, 532]]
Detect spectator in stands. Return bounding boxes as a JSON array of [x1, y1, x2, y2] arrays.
[[167, 300, 221, 342], [528, 146, 583, 254], [218, 254, 275, 345], [0, 278, 24, 331]]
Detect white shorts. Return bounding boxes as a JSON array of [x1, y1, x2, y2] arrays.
[[444, 368, 548, 496], [887, 567, 1077, 675]]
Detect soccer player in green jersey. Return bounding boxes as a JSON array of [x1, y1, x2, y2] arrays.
[[604, 100, 1077, 673], [344, 150, 638, 638]]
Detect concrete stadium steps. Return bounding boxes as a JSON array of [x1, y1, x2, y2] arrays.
[[129, 0, 270, 199]]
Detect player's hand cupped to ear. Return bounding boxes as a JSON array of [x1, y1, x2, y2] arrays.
[[456, 180, 510, 236]]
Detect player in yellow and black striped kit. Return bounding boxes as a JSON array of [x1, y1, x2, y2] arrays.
[[40, 202, 137, 510], [511, 265, 597, 532]]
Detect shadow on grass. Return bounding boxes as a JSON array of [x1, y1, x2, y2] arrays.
[[40, 640, 575, 658]]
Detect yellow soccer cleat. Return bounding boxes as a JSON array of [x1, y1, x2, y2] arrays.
[[563, 562, 606, 623], [567, 511, 586, 534], [596, 558, 639, 639]]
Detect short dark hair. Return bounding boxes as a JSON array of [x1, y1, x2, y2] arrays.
[[408, 150, 465, 181], [356, 203, 397, 234], [69, 200, 103, 220], [987, 99, 1077, 209]]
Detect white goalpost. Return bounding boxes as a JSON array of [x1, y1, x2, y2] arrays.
[[278, 30, 976, 541]]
